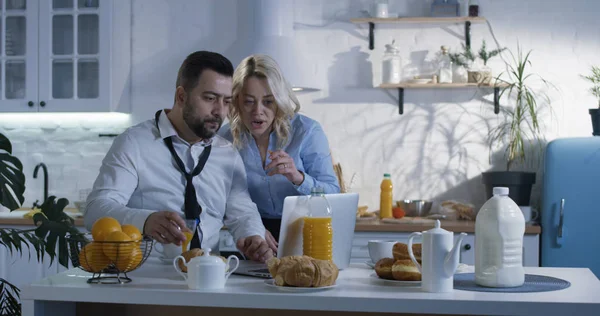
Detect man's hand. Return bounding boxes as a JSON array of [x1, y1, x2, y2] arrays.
[[265, 230, 278, 255], [236, 235, 273, 263], [143, 211, 189, 246]]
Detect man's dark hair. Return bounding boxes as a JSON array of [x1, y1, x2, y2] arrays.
[[175, 51, 234, 92]]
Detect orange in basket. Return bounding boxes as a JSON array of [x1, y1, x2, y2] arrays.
[[79, 242, 111, 273], [102, 231, 134, 261], [115, 247, 143, 271], [91, 217, 122, 242], [121, 225, 142, 242]]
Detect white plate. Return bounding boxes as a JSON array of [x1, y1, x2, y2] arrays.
[[356, 215, 377, 222], [158, 257, 175, 265], [370, 273, 421, 286], [365, 260, 375, 269], [264, 279, 337, 292], [408, 79, 431, 84]]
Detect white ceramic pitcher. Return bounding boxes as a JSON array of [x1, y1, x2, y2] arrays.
[[407, 220, 467, 293], [173, 248, 239, 290]]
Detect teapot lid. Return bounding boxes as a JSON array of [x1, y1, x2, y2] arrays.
[[423, 220, 450, 235], [192, 248, 224, 265], [385, 39, 400, 54]]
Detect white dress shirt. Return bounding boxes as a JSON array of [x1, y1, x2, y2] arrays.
[[84, 110, 266, 252]]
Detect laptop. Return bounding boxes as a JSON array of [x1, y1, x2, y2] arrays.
[[233, 193, 359, 278]]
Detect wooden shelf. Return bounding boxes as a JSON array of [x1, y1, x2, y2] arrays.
[[350, 16, 486, 24], [351, 16, 485, 50], [378, 82, 505, 115], [379, 83, 507, 89]]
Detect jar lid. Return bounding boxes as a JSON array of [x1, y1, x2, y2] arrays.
[[192, 248, 224, 265], [385, 40, 400, 54], [423, 220, 450, 235]]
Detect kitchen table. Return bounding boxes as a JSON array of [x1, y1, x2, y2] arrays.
[[20, 259, 600, 316]]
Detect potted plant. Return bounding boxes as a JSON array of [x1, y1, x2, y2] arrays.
[[473, 40, 507, 85], [581, 66, 600, 136], [0, 132, 80, 316], [449, 40, 506, 84], [483, 46, 552, 206], [449, 43, 474, 83]]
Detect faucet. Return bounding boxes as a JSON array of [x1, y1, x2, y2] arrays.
[[33, 163, 48, 208]]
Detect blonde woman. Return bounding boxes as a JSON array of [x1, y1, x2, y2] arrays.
[[218, 54, 339, 248]]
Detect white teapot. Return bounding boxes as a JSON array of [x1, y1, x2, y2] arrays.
[[173, 248, 239, 290], [407, 220, 467, 293]]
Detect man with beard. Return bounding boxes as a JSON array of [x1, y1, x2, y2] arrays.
[[84, 51, 272, 263]]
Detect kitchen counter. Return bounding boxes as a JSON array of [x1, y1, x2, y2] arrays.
[[0, 209, 85, 227], [1, 211, 541, 235], [21, 259, 600, 316], [355, 218, 542, 234]]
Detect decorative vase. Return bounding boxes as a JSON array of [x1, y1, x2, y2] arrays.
[[482, 171, 536, 206], [452, 65, 468, 83], [468, 69, 492, 85], [590, 108, 600, 136]]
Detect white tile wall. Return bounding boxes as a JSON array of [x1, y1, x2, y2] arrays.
[[2, 0, 599, 212]]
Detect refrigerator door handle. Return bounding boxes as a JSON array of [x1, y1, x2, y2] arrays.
[[557, 198, 566, 246]]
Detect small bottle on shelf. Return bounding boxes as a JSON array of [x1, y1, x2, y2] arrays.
[[382, 39, 402, 84], [468, 0, 479, 17], [438, 46, 453, 84]]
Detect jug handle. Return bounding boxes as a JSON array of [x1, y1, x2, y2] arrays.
[[407, 232, 422, 273], [173, 255, 188, 280], [225, 255, 240, 281]]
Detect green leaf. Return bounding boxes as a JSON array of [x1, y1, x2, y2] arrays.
[[0, 151, 26, 211], [0, 278, 21, 316], [0, 132, 25, 211], [45, 233, 58, 265], [58, 235, 69, 268]]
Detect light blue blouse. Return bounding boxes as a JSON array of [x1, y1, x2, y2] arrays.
[[219, 114, 340, 219]]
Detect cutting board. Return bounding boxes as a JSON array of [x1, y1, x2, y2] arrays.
[[380, 217, 436, 224]]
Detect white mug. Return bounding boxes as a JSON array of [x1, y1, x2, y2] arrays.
[[373, 3, 389, 18], [520, 206, 539, 223], [155, 243, 181, 259], [367, 240, 396, 264]]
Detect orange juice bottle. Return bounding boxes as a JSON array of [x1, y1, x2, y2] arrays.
[[303, 187, 333, 261], [380, 173, 393, 219]]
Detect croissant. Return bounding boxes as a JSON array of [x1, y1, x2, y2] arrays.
[[267, 255, 339, 287]]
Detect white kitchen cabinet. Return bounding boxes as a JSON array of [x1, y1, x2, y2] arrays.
[[0, 0, 131, 113], [352, 231, 540, 267], [0, 224, 61, 289]]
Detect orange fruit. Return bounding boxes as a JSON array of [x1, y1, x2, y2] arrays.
[[121, 224, 142, 242], [115, 247, 143, 272], [392, 207, 406, 219], [102, 231, 133, 261], [78, 242, 111, 273], [91, 217, 122, 242]]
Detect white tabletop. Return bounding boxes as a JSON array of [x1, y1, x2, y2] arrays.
[[21, 258, 600, 316]]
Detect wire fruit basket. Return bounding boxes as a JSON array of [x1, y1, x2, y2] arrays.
[[67, 233, 154, 284]]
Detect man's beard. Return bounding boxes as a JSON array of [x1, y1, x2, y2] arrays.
[[183, 101, 222, 139]]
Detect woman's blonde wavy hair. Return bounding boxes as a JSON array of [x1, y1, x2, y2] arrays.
[[229, 54, 301, 149]]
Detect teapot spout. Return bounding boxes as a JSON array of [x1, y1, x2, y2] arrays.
[[444, 232, 467, 277]]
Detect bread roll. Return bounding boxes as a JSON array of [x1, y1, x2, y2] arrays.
[[374, 258, 395, 280], [267, 255, 338, 287], [392, 242, 422, 262], [391, 259, 421, 281]]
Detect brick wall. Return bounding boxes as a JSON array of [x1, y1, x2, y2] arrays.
[[2, 0, 599, 211]]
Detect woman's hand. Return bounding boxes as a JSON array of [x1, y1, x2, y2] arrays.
[[265, 150, 304, 185]]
